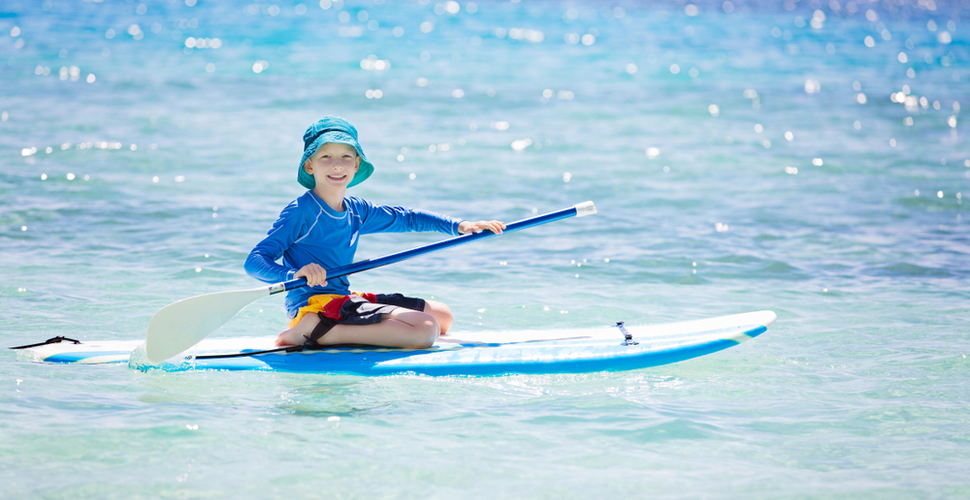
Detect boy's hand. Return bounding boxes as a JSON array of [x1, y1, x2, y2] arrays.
[[458, 220, 506, 235], [295, 263, 328, 287]]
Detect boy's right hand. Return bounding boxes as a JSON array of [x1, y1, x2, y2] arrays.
[[295, 263, 327, 287]]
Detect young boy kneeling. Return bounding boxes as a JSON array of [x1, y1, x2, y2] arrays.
[[245, 116, 504, 350]]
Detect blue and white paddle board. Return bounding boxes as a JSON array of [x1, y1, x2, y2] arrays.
[[19, 310, 775, 376]]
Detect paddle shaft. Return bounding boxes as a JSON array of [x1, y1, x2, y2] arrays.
[[269, 201, 597, 295]]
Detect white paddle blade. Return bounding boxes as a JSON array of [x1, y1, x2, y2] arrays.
[[145, 287, 269, 362]]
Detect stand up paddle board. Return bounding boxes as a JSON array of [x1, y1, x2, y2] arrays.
[[15, 311, 775, 376]]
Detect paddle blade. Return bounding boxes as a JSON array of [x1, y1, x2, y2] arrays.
[[145, 287, 269, 362]]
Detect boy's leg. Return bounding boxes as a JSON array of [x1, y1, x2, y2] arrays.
[[423, 300, 453, 334], [276, 308, 440, 349]]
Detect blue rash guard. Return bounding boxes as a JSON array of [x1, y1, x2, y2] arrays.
[[245, 191, 463, 319]]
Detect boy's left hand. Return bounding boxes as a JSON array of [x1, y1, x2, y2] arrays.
[[459, 220, 506, 235]]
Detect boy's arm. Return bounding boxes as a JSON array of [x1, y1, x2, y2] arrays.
[[356, 199, 464, 235], [244, 202, 304, 283], [354, 198, 505, 236]]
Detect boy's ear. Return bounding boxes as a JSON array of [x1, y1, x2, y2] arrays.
[[355, 155, 361, 170], [303, 160, 313, 174]]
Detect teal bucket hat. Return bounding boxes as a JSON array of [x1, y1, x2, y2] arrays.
[[298, 116, 374, 189]]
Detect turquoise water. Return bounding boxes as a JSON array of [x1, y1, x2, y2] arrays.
[[2, 0, 969, 497]]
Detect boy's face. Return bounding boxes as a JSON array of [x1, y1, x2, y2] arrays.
[[305, 142, 361, 189]]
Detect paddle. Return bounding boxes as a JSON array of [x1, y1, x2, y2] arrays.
[[145, 201, 597, 362]]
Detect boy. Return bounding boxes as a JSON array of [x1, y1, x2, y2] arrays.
[[245, 116, 505, 350]]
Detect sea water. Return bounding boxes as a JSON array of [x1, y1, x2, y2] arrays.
[[1, 0, 968, 497]]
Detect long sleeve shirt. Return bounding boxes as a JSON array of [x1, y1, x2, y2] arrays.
[[245, 191, 462, 318]]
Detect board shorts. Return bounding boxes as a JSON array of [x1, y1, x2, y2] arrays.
[[289, 292, 427, 349]]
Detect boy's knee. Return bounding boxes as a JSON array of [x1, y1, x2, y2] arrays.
[[438, 304, 453, 323], [425, 300, 453, 331], [412, 314, 440, 348]]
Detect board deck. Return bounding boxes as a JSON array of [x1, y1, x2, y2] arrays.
[[19, 310, 776, 376]]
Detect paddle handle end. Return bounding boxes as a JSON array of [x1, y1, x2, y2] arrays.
[[574, 201, 597, 217]]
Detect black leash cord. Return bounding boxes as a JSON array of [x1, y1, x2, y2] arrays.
[[195, 345, 305, 359], [9, 336, 81, 350], [8, 336, 303, 359]]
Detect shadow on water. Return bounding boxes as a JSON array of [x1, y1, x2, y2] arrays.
[[274, 379, 394, 418], [594, 418, 720, 442], [864, 263, 953, 277]]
